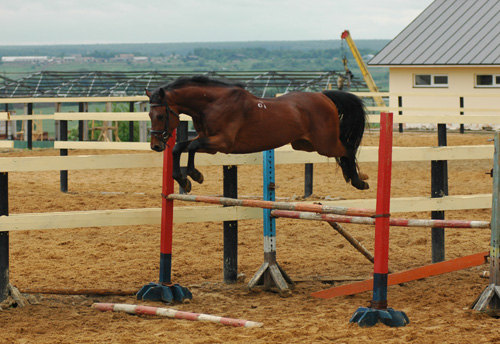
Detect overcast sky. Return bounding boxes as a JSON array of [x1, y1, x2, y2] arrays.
[[0, 0, 434, 45]]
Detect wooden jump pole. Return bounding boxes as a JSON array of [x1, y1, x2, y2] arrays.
[[92, 303, 263, 328], [166, 194, 376, 217], [350, 112, 409, 327], [472, 131, 500, 316], [312, 251, 489, 299], [270, 210, 490, 229], [137, 130, 191, 303]]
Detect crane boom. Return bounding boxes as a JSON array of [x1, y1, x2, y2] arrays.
[[341, 30, 386, 107]]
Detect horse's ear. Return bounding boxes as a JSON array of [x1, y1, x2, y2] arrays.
[[158, 87, 164, 99], [145, 89, 151, 98]]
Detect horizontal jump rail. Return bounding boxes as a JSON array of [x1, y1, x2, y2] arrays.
[[3, 112, 500, 125], [54, 141, 151, 151], [2, 92, 499, 104], [0, 193, 492, 231], [0, 96, 148, 104], [0, 112, 190, 122], [0, 145, 494, 171], [167, 194, 376, 217], [271, 209, 490, 229]]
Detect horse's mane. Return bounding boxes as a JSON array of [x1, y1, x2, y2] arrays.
[[164, 75, 245, 91], [150, 76, 245, 103]]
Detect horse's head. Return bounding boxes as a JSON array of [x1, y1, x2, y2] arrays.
[[146, 88, 180, 152]]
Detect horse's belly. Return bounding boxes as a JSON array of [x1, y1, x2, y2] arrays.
[[227, 134, 295, 154]]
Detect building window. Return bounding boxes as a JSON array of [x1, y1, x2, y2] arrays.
[[414, 74, 448, 88], [476, 74, 500, 88]]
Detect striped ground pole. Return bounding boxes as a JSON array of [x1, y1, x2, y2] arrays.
[[270, 210, 490, 229], [92, 303, 263, 328]]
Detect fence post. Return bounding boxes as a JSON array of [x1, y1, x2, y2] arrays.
[[129, 101, 135, 142], [60, 118, 68, 193], [398, 96, 403, 133], [472, 131, 500, 316], [431, 124, 448, 263], [27, 103, 33, 149], [223, 165, 238, 283], [139, 103, 148, 142], [176, 121, 189, 194], [0, 172, 8, 303], [304, 164, 313, 198], [78, 102, 85, 141], [459, 97, 465, 134]]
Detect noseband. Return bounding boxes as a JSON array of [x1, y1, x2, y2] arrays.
[[149, 102, 180, 143]]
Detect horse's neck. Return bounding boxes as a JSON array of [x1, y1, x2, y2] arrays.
[[170, 87, 226, 118]]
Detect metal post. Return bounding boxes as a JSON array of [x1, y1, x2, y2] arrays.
[[78, 102, 84, 141], [304, 163, 313, 198], [223, 165, 238, 283], [398, 96, 403, 133], [129, 101, 135, 142], [431, 124, 448, 263], [60, 120, 68, 193], [459, 97, 465, 134], [27, 103, 33, 149], [0, 172, 8, 302], [176, 121, 189, 194], [3, 104, 8, 138], [472, 131, 500, 316]]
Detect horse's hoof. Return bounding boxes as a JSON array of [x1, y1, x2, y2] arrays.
[[352, 180, 369, 190], [181, 179, 192, 193], [189, 170, 204, 184]]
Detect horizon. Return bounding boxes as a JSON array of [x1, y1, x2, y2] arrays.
[[1, 1, 433, 45]]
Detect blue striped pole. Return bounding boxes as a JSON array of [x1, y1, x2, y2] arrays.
[[263, 149, 276, 255], [247, 149, 293, 294]]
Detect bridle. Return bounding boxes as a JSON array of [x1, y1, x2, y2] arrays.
[[149, 102, 180, 143]]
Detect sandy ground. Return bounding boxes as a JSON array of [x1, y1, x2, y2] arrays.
[[1, 130, 499, 343]]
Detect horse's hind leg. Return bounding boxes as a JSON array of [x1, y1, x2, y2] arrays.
[[337, 154, 369, 190]]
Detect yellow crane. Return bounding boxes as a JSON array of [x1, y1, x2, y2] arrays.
[[341, 30, 386, 107]]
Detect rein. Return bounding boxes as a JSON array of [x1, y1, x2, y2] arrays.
[[149, 102, 180, 143]]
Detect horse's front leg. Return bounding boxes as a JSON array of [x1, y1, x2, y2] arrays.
[[185, 138, 207, 185], [172, 141, 192, 193]]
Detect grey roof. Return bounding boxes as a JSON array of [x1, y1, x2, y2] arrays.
[[369, 0, 500, 66]]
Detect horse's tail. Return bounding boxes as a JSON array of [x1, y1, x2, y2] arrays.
[[322, 90, 368, 189]]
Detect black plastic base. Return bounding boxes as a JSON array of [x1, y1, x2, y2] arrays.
[[137, 282, 192, 303], [350, 307, 409, 327]]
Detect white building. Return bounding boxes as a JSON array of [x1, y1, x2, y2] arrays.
[[369, 0, 500, 130]]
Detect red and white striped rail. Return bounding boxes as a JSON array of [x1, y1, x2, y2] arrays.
[[92, 303, 263, 328], [270, 210, 490, 229], [167, 193, 376, 217]]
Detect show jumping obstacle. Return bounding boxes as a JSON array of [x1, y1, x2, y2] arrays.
[[92, 303, 263, 328], [152, 111, 499, 324]]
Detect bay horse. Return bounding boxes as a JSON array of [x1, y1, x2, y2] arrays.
[[146, 76, 368, 193]]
